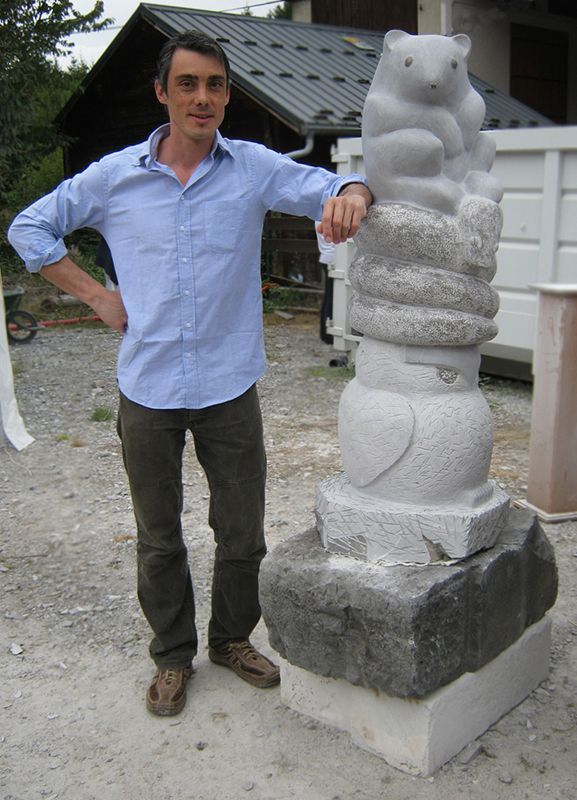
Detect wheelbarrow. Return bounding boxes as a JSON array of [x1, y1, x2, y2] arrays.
[[4, 287, 41, 343]]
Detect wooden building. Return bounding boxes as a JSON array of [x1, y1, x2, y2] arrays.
[[290, 0, 577, 124], [57, 3, 552, 176]]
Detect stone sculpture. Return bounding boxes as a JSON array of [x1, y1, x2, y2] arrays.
[[260, 32, 557, 774], [316, 31, 509, 564], [362, 30, 502, 214]]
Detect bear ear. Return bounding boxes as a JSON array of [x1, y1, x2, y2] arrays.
[[384, 30, 410, 51], [452, 33, 471, 59]]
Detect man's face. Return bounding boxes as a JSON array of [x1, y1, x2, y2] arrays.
[[154, 48, 230, 144]]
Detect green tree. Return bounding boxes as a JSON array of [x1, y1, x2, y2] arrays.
[[0, 1, 111, 201], [1, 58, 94, 277], [267, 2, 291, 19], [5, 60, 89, 209]]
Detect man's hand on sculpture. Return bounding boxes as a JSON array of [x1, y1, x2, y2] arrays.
[[92, 289, 128, 333], [317, 184, 373, 244]]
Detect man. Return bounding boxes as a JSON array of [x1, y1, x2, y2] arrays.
[[8, 31, 372, 716]]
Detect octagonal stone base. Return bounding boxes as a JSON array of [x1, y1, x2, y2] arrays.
[[316, 472, 510, 565]]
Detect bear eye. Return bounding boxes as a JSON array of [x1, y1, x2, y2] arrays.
[[404, 56, 413, 67], [451, 58, 458, 69]]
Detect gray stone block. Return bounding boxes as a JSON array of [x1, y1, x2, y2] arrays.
[[260, 508, 557, 698]]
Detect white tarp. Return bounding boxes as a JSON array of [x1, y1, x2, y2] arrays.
[[0, 271, 34, 450]]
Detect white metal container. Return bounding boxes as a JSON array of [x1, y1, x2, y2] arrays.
[[329, 127, 577, 372]]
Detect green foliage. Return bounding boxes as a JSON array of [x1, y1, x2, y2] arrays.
[[0, 51, 93, 276], [0, 0, 110, 67], [0, 1, 111, 202], [66, 231, 106, 284], [262, 286, 319, 312], [90, 406, 113, 422], [6, 149, 64, 213], [0, 227, 26, 277], [267, 2, 291, 19]]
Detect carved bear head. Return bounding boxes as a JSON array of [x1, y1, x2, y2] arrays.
[[380, 30, 472, 105]]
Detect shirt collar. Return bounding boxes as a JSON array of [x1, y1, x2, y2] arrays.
[[137, 125, 234, 169]]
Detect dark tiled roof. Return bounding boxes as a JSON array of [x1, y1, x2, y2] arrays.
[[468, 73, 550, 130], [113, 4, 556, 133]]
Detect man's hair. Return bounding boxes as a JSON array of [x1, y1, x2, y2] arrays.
[[156, 30, 231, 92]]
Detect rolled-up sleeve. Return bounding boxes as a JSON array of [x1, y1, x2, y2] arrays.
[[7, 161, 106, 272]]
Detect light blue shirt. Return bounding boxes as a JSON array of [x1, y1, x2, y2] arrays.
[[8, 125, 365, 409]]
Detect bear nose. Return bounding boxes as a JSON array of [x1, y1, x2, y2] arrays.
[[430, 81, 438, 89]]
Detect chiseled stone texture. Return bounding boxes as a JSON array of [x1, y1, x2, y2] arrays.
[[354, 200, 502, 281], [353, 31, 504, 346], [316, 472, 509, 564], [349, 200, 502, 347], [324, 339, 510, 562], [351, 255, 499, 317], [260, 508, 557, 698], [338, 340, 497, 508]]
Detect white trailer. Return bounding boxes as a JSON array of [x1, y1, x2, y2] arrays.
[[328, 126, 577, 377]]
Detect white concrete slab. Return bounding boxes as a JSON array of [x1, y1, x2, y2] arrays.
[[280, 616, 551, 776]]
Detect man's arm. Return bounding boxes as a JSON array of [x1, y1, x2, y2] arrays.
[[7, 161, 126, 333], [317, 182, 373, 244], [41, 257, 127, 333]]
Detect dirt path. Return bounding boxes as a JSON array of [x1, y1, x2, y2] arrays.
[[1, 318, 576, 800]]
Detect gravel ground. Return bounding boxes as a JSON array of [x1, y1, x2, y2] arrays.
[[1, 316, 576, 800]]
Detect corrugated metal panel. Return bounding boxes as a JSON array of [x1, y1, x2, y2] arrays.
[[140, 4, 552, 134]]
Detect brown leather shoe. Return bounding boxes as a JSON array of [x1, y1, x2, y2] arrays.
[[209, 640, 280, 688], [146, 666, 193, 716]]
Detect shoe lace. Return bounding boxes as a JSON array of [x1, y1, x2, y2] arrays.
[[161, 668, 180, 685], [232, 640, 256, 659]]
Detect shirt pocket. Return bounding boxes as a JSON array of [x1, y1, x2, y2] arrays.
[[203, 200, 252, 254]]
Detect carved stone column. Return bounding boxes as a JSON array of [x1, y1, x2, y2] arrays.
[[316, 199, 510, 564], [261, 31, 557, 775]]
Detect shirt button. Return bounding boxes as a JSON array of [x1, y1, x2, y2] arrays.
[[180, 226, 185, 231], [183, 289, 190, 296], [182, 257, 187, 262], [186, 323, 191, 328]]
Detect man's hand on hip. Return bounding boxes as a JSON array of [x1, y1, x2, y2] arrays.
[[92, 289, 128, 333], [41, 256, 128, 333]]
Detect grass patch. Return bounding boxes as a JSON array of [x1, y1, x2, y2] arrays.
[[262, 286, 320, 313], [308, 365, 354, 381], [90, 405, 113, 422], [55, 433, 69, 442]]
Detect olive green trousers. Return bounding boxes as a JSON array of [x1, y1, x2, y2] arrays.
[[117, 385, 267, 668]]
